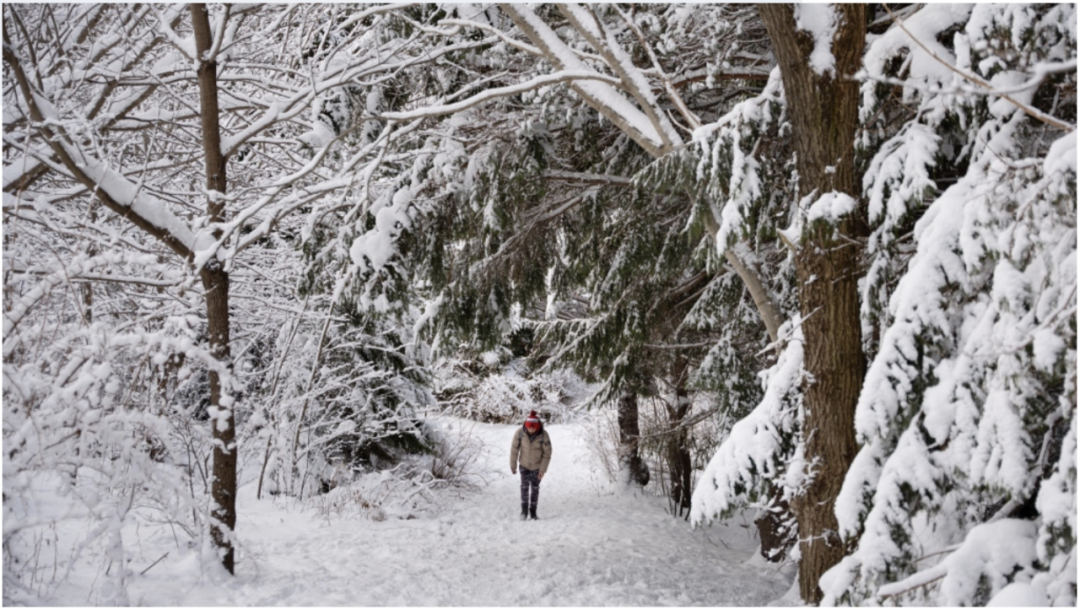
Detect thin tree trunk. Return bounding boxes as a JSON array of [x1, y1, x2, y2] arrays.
[[758, 4, 866, 604], [701, 214, 784, 343], [755, 486, 795, 562], [80, 204, 98, 325], [617, 392, 649, 487], [191, 3, 236, 575], [201, 265, 235, 572], [665, 392, 691, 516], [666, 367, 693, 518]]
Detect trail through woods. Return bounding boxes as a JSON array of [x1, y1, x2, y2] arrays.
[[112, 419, 795, 605]]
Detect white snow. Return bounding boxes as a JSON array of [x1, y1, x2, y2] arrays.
[[988, 582, 1048, 607], [793, 5, 838, 76], [806, 191, 856, 225], [18, 418, 793, 606], [1044, 131, 1077, 176], [691, 321, 804, 524], [502, 5, 668, 152], [860, 4, 973, 115], [349, 187, 414, 275], [875, 519, 1042, 606]]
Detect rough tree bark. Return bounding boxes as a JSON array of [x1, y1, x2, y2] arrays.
[[757, 4, 866, 604], [665, 397, 691, 516], [190, 3, 237, 575]]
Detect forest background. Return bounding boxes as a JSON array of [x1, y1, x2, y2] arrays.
[[3, 3, 1076, 606]]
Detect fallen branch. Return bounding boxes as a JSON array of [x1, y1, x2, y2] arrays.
[[139, 552, 169, 575]]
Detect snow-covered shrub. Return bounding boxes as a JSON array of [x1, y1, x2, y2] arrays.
[[308, 467, 432, 523], [435, 356, 584, 424], [418, 420, 486, 490], [2, 297, 218, 604], [254, 306, 433, 500], [579, 406, 626, 488], [307, 419, 485, 521]]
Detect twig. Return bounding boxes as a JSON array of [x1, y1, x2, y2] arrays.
[[882, 4, 1074, 132], [139, 552, 169, 575], [878, 573, 945, 601], [703, 529, 732, 550], [912, 545, 961, 563]]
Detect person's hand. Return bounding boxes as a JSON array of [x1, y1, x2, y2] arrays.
[[511, 469, 516, 475], [538, 472, 544, 481]]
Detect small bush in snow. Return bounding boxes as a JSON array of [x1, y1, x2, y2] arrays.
[[435, 357, 585, 424]]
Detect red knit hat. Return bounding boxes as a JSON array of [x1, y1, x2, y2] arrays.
[[524, 411, 540, 428]]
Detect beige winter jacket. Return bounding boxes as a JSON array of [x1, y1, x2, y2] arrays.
[[510, 425, 552, 475]]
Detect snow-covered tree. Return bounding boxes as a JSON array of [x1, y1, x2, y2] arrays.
[[375, 3, 778, 504], [690, 3, 1075, 605], [822, 4, 1077, 605], [5, 3, 1073, 606], [2, 2, 454, 580]]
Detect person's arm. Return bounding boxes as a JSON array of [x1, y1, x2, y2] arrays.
[[539, 431, 552, 478], [510, 429, 521, 474]]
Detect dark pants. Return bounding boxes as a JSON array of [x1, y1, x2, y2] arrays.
[[519, 467, 540, 508]]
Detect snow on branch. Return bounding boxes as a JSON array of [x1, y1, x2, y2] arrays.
[[690, 319, 805, 524], [151, 4, 195, 60], [439, 18, 543, 57], [542, 170, 634, 187], [379, 71, 622, 121], [871, 4, 1074, 132], [558, 4, 683, 150], [613, 5, 702, 131], [3, 33, 198, 260], [499, 3, 669, 157], [875, 520, 1039, 605]]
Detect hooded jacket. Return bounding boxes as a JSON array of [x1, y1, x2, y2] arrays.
[[510, 422, 552, 475]]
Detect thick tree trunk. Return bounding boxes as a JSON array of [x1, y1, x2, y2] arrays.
[[191, 3, 237, 575], [617, 392, 650, 487], [758, 4, 866, 604]]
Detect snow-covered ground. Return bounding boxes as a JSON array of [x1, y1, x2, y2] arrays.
[[28, 418, 796, 606]]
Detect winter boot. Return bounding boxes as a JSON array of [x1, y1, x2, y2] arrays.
[[521, 504, 529, 520], [529, 506, 538, 520]]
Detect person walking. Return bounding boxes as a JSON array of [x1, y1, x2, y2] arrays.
[[510, 411, 552, 520]]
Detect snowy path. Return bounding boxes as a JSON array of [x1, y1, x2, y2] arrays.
[[131, 419, 794, 606]]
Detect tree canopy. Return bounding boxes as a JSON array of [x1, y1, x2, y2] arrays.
[[4, 3, 1075, 606]]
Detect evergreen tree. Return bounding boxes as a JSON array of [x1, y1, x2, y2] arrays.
[[822, 4, 1077, 605], [691, 4, 1076, 605], [388, 4, 777, 500]]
